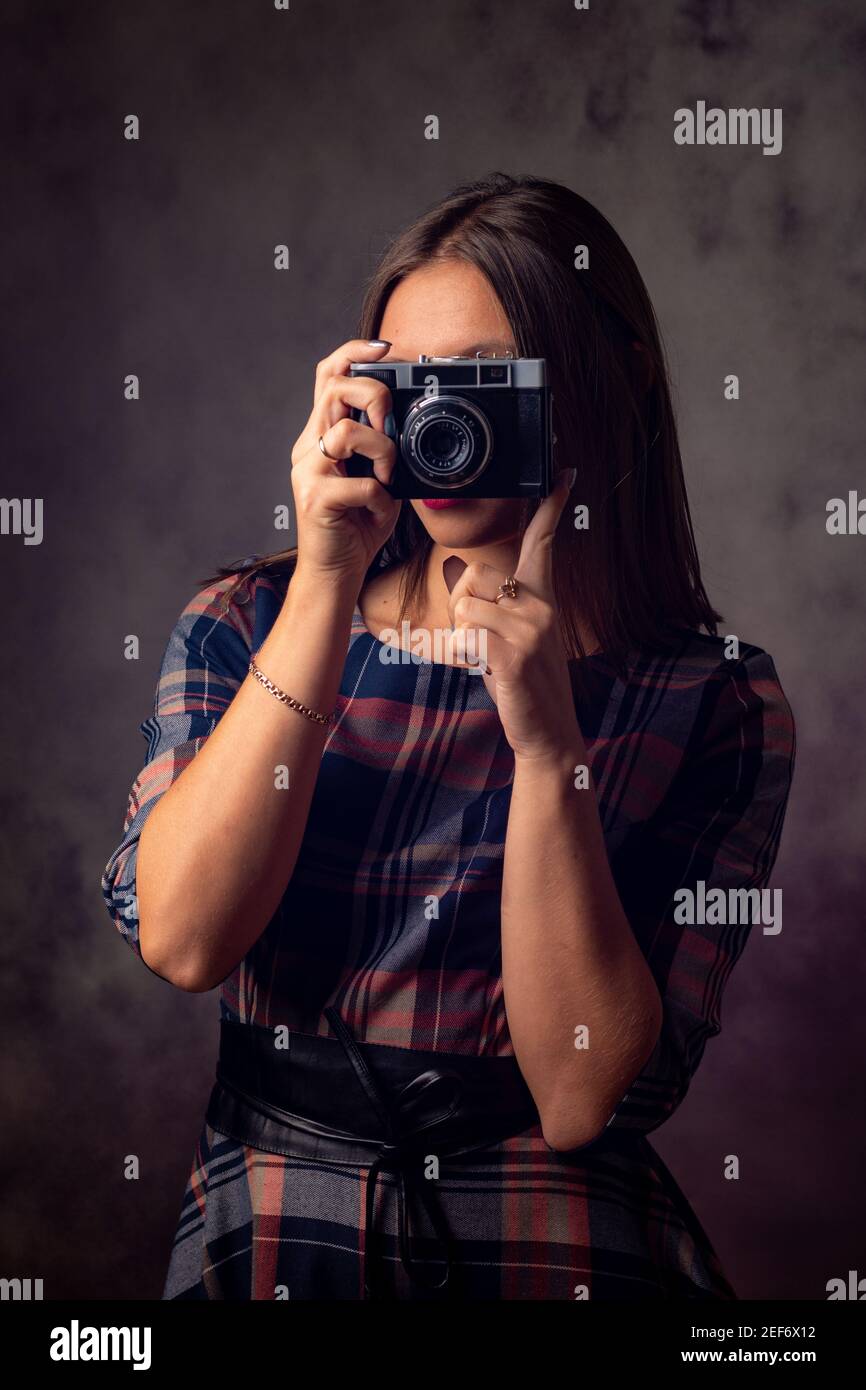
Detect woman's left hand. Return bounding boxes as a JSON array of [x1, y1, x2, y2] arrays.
[[444, 467, 583, 764]]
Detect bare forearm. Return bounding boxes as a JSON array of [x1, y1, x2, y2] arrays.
[[501, 750, 662, 1150], [137, 567, 356, 990]]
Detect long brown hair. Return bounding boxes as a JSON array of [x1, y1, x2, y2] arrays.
[[204, 171, 720, 667]]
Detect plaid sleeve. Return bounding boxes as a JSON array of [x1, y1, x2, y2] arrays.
[[602, 646, 796, 1136], [101, 573, 256, 971]]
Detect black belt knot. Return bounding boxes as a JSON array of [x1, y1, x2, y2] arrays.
[[324, 1005, 460, 1299], [206, 1012, 544, 1300]]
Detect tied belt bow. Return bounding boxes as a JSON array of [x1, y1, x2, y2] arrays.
[[323, 1006, 459, 1299]]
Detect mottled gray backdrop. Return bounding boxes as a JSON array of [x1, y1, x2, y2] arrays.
[[2, 0, 864, 1299]]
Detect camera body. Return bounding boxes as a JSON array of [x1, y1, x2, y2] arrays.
[[345, 354, 554, 498]]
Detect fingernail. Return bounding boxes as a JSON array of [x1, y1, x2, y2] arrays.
[[383, 411, 396, 436], [367, 339, 391, 348], [566, 467, 577, 488]]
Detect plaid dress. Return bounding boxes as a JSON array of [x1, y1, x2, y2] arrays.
[[102, 562, 795, 1300]]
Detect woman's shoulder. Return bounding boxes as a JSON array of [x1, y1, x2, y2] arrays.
[[613, 626, 787, 689], [634, 627, 795, 761], [163, 555, 293, 669], [200, 553, 291, 612], [582, 625, 795, 759]]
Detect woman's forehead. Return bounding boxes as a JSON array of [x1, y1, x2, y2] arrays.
[[379, 262, 516, 359]]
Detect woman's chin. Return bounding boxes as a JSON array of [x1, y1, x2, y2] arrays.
[[410, 497, 524, 547]]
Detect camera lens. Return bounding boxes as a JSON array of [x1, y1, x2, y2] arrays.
[[415, 418, 470, 475], [402, 396, 492, 489], [425, 424, 461, 463]]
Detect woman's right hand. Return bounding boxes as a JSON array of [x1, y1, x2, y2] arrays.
[[289, 339, 401, 589]]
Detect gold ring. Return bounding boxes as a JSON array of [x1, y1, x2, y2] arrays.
[[318, 434, 342, 461], [493, 576, 519, 604]]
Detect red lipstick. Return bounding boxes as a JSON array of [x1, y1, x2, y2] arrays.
[[421, 498, 469, 510]]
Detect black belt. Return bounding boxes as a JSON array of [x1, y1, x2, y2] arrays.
[[205, 1007, 541, 1300]]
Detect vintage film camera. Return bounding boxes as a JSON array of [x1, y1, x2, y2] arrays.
[[345, 353, 554, 498]]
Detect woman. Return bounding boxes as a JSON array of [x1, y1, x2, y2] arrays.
[[102, 172, 795, 1301]]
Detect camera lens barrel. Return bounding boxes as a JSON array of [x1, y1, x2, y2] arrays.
[[402, 394, 493, 489]]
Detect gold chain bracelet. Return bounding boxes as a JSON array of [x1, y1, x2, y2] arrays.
[[248, 656, 334, 725]]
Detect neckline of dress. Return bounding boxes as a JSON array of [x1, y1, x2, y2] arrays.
[[353, 602, 478, 673], [351, 601, 626, 675]]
